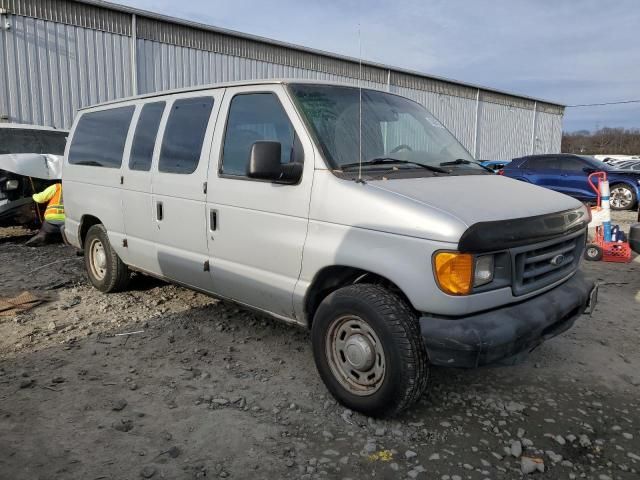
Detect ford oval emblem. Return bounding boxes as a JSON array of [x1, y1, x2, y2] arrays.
[[550, 254, 565, 266]]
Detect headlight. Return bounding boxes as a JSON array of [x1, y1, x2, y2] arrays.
[[433, 252, 494, 295], [473, 255, 494, 287], [5, 179, 19, 190], [434, 252, 473, 295]]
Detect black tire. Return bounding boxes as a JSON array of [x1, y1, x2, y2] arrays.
[[609, 183, 637, 211], [311, 284, 429, 417], [584, 243, 603, 261], [84, 224, 130, 292]]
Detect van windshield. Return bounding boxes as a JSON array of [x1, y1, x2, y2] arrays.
[[289, 84, 483, 175]]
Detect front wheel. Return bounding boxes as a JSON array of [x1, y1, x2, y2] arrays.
[[610, 184, 637, 210], [84, 224, 130, 293], [311, 284, 429, 417]]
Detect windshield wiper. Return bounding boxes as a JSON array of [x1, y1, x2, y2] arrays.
[[340, 158, 449, 174], [439, 158, 475, 166]]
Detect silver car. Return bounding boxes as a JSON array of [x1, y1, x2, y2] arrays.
[[62, 80, 596, 417]]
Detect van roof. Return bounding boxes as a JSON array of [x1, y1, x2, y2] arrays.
[[78, 79, 399, 111]]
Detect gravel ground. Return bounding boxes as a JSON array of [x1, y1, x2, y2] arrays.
[[0, 211, 639, 480]]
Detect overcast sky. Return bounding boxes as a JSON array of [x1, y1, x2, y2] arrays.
[[119, 0, 639, 132]]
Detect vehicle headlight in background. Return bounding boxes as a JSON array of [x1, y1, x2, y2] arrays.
[[5, 179, 19, 190], [473, 255, 494, 287], [433, 252, 495, 295]]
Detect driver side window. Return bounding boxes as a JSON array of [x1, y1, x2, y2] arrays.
[[221, 93, 302, 177]]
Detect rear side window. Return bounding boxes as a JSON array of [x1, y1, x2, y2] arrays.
[[68, 106, 135, 168], [558, 157, 585, 171], [221, 93, 300, 176], [159, 97, 214, 174], [524, 157, 558, 170], [129, 102, 165, 171]]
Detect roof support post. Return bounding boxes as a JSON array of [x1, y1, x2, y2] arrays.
[[130, 13, 137, 95], [473, 89, 480, 159], [530, 101, 538, 154]]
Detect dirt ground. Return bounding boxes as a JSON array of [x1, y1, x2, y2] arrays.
[[1, 212, 639, 480]]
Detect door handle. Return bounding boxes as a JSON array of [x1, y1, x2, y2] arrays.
[[156, 201, 163, 221], [210, 209, 217, 231]]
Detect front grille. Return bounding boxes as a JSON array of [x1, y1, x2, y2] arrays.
[[511, 230, 585, 296]]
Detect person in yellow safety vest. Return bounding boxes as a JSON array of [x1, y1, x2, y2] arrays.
[[25, 182, 65, 247]]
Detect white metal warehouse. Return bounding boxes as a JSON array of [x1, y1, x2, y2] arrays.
[[0, 0, 564, 160]]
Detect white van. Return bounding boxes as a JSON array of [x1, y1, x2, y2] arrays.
[[63, 80, 596, 417]]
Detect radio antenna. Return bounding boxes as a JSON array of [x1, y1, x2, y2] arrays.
[[357, 21, 363, 183]]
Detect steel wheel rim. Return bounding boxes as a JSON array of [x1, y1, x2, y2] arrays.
[[325, 315, 385, 396], [89, 238, 107, 281], [610, 187, 632, 209], [587, 247, 599, 258]]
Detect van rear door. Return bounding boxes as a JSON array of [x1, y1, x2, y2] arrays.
[[151, 90, 222, 290]]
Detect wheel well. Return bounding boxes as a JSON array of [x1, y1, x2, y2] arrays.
[[304, 266, 413, 327], [610, 181, 636, 192], [79, 215, 102, 248]]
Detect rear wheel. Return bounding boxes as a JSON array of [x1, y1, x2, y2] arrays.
[[311, 284, 429, 417], [584, 243, 603, 261], [84, 224, 130, 292], [610, 184, 636, 210]]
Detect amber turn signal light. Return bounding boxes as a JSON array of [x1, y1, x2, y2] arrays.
[[433, 252, 473, 295]]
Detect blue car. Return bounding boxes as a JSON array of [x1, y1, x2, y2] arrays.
[[479, 160, 510, 173], [503, 154, 640, 210]]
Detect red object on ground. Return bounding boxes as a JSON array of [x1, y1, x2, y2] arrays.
[[593, 225, 632, 263], [586, 170, 632, 263], [587, 171, 607, 205]]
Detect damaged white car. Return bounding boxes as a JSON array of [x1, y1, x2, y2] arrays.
[[0, 124, 67, 227]]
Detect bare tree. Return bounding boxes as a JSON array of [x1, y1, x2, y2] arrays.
[[562, 128, 640, 155]]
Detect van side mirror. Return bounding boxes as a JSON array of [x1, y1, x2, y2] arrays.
[[247, 141, 302, 184]]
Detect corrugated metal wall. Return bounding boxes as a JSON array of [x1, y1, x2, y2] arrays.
[[534, 111, 563, 154], [135, 39, 387, 96], [477, 102, 533, 160], [0, 14, 132, 128], [0, 0, 564, 159]]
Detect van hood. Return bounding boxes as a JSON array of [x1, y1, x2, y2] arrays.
[[0, 153, 62, 180], [311, 171, 588, 245], [367, 174, 583, 227]]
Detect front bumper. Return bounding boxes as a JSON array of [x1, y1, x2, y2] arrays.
[[419, 271, 595, 368]]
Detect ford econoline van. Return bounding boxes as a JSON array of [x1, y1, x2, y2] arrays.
[[63, 80, 596, 417]]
